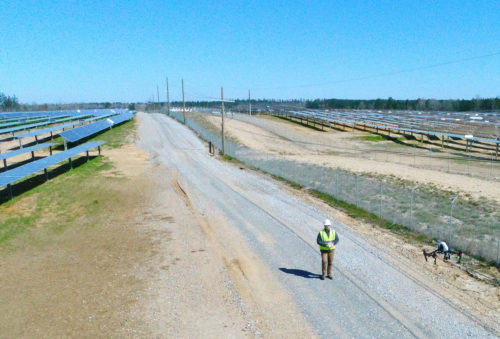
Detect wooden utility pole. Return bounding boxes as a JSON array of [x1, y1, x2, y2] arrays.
[[248, 89, 252, 116], [221, 86, 225, 155], [157, 85, 160, 111], [182, 79, 186, 123], [166, 77, 170, 115]]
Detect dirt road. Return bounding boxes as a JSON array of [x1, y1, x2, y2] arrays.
[[137, 113, 497, 338]]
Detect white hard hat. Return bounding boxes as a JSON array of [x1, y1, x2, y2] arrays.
[[323, 219, 332, 227]]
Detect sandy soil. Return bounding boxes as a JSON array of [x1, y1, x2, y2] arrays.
[[205, 114, 500, 203], [0, 146, 158, 337]]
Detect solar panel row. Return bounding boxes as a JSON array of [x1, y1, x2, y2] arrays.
[[50, 113, 93, 124], [109, 112, 134, 125], [59, 113, 134, 143], [0, 115, 69, 129], [59, 120, 112, 143], [82, 112, 117, 123], [0, 141, 105, 188], [0, 142, 56, 161], [14, 122, 78, 139]]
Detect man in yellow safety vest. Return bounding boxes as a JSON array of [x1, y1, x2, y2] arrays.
[[316, 219, 339, 280]]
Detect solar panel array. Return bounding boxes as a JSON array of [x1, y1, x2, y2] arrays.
[[0, 141, 105, 187], [0, 109, 133, 197], [280, 109, 500, 145], [0, 109, 130, 121], [0, 109, 134, 137]]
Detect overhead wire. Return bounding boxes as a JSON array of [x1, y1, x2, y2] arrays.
[[226, 50, 500, 91], [168, 50, 500, 101]]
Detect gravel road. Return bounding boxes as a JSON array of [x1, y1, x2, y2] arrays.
[[138, 113, 496, 338]]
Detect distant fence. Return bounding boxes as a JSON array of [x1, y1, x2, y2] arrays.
[[164, 110, 500, 264]]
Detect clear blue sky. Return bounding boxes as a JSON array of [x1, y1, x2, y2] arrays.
[[1, 1, 499, 103]]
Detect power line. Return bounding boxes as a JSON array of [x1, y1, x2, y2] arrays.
[[173, 50, 500, 101], [230, 51, 500, 91]]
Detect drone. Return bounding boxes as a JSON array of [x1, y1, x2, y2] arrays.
[[423, 241, 463, 264]]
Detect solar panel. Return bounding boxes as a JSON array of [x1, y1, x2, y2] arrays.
[[0, 142, 57, 161], [82, 112, 117, 123], [0, 116, 56, 129], [109, 113, 134, 125], [14, 122, 78, 139], [0, 141, 105, 187], [0, 114, 74, 135], [59, 120, 112, 143], [59, 113, 134, 143], [51, 113, 92, 124]]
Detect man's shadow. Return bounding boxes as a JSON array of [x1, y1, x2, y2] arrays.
[[279, 268, 322, 279]]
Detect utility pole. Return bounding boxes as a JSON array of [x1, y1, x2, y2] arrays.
[[182, 79, 186, 123], [157, 85, 160, 111], [166, 77, 170, 115], [221, 86, 225, 155], [248, 89, 252, 116]]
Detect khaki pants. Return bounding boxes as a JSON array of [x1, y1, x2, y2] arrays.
[[321, 251, 335, 277]]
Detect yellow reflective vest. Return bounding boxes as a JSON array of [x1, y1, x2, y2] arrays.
[[319, 229, 336, 251]]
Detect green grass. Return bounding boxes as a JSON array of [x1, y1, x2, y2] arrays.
[[309, 189, 430, 243], [0, 156, 115, 247], [357, 135, 386, 142], [0, 119, 136, 247], [271, 174, 303, 190], [267, 169, 430, 244], [221, 154, 243, 164]]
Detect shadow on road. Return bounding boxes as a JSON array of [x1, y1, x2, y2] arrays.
[[279, 268, 321, 279]]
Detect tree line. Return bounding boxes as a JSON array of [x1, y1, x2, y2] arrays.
[[0, 92, 20, 111], [0, 92, 134, 111], [3, 91, 499, 113], [305, 97, 500, 112]]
